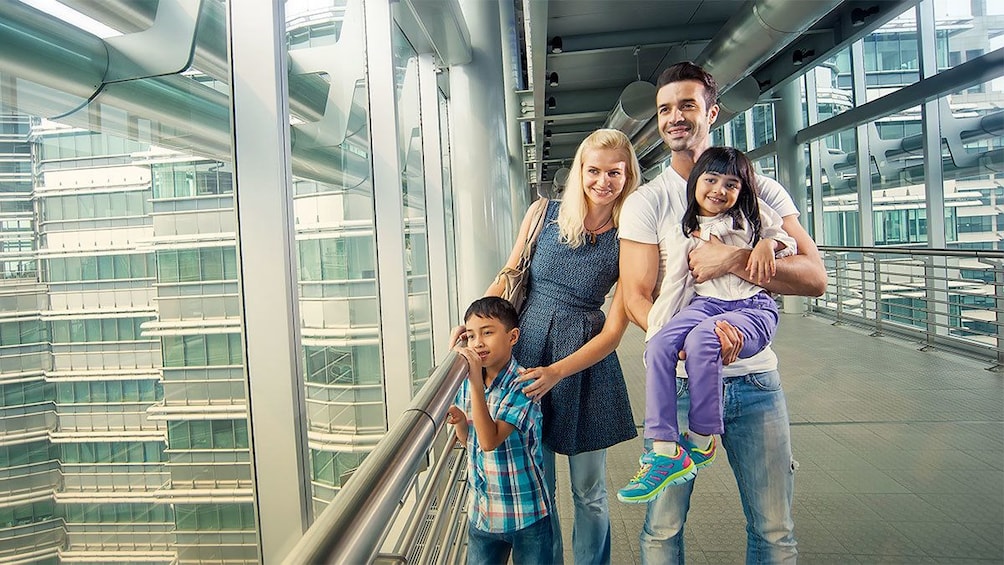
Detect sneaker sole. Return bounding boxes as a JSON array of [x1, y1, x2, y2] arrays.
[[616, 466, 698, 504]]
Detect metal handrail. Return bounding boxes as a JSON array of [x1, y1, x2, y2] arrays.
[[812, 245, 1004, 371], [818, 245, 1004, 260], [284, 352, 469, 564]]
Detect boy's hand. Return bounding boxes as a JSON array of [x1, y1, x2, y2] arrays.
[[746, 238, 777, 285], [448, 325, 467, 349], [516, 366, 560, 401], [454, 346, 485, 388], [446, 405, 468, 444], [446, 405, 466, 425]]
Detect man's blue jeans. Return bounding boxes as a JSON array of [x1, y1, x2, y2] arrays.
[[544, 447, 611, 565], [640, 372, 797, 565], [467, 515, 553, 565]]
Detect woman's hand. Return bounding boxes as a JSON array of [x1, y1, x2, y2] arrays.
[[516, 366, 563, 401]]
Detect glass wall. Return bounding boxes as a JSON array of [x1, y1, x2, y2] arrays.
[[0, 0, 259, 561], [0, 0, 461, 560]]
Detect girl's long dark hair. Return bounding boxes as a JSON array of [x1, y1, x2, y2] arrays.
[[682, 146, 762, 245]]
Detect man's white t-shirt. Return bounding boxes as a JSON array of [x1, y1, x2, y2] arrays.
[[618, 166, 799, 377]]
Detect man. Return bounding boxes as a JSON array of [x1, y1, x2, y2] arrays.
[[618, 61, 826, 564]]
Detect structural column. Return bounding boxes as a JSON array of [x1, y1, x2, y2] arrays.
[[228, 0, 310, 559], [774, 79, 808, 314], [450, 0, 516, 305]]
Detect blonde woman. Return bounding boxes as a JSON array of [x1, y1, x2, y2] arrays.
[[486, 128, 640, 565]]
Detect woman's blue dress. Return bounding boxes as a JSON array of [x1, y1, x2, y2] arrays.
[[514, 200, 637, 455]]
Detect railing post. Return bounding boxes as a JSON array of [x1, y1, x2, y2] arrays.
[[922, 254, 950, 352], [833, 253, 844, 326], [870, 253, 883, 337], [991, 259, 1004, 372]]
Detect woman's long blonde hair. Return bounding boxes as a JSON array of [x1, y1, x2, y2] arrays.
[[556, 128, 642, 248]]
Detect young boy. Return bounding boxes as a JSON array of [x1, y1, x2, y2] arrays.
[[446, 296, 552, 565]]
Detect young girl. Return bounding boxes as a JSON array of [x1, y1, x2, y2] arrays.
[[617, 146, 796, 503]]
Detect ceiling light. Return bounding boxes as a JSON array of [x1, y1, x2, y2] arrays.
[[548, 72, 559, 87], [547, 96, 556, 110], [549, 36, 563, 54]]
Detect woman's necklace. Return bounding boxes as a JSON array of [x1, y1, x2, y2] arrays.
[[583, 214, 613, 245]]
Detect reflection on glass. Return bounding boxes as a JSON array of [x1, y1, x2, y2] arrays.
[[941, 78, 1004, 252], [392, 25, 434, 393], [284, 0, 384, 513], [814, 46, 854, 123], [440, 93, 460, 326], [0, 1, 257, 562], [820, 126, 861, 246], [870, 104, 927, 246]]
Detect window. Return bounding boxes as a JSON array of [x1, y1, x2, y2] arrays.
[[169, 420, 249, 450]]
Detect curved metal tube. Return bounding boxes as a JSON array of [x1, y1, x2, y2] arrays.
[[284, 352, 469, 564], [603, 80, 656, 138], [695, 0, 841, 93]]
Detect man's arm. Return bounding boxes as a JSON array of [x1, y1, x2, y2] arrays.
[[688, 215, 827, 296], [619, 239, 661, 332]]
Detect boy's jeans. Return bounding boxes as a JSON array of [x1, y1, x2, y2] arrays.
[[640, 372, 797, 565], [468, 515, 553, 565]]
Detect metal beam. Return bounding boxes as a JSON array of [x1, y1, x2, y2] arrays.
[[796, 47, 1004, 145]]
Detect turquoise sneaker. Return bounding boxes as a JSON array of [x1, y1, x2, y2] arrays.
[[617, 447, 697, 504], [680, 433, 717, 468]]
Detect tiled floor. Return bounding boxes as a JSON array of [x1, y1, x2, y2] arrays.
[[551, 313, 1004, 564]]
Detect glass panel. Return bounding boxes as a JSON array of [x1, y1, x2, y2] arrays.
[[392, 25, 433, 392], [813, 46, 854, 124], [0, 1, 255, 558], [942, 76, 1004, 251], [820, 126, 861, 246], [285, 0, 385, 511]]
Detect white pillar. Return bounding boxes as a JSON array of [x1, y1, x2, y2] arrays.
[[449, 0, 515, 306], [774, 79, 808, 315]]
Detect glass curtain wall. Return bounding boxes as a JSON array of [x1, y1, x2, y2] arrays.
[[0, 1, 255, 563], [0, 0, 459, 560]]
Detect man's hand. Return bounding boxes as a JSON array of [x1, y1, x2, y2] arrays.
[[678, 320, 744, 365], [516, 366, 561, 401], [746, 238, 778, 286], [688, 236, 747, 284]]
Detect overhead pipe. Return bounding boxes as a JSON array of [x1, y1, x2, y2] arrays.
[[602, 80, 656, 138], [629, 0, 841, 170], [0, 0, 369, 188], [695, 0, 842, 93]]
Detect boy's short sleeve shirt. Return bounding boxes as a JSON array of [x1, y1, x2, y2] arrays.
[[454, 356, 549, 533]]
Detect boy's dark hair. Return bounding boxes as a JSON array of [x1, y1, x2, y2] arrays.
[[682, 146, 763, 245], [656, 61, 719, 110], [464, 296, 520, 330]]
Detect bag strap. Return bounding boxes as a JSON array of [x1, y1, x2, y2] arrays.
[[520, 198, 549, 261]]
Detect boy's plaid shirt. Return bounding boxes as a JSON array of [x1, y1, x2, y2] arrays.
[[455, 356, 550, 533]]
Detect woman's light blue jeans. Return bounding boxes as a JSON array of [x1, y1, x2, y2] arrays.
[[544, 447, 612, 565], [640, 371, 797, 565]]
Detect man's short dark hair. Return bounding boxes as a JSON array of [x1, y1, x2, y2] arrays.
[[464, 296, 520, 330], [656, 61, 719, 110]]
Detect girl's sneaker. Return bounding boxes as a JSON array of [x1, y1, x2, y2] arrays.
[[616, 446, 697, 503], [680, 433, 717, 468]]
